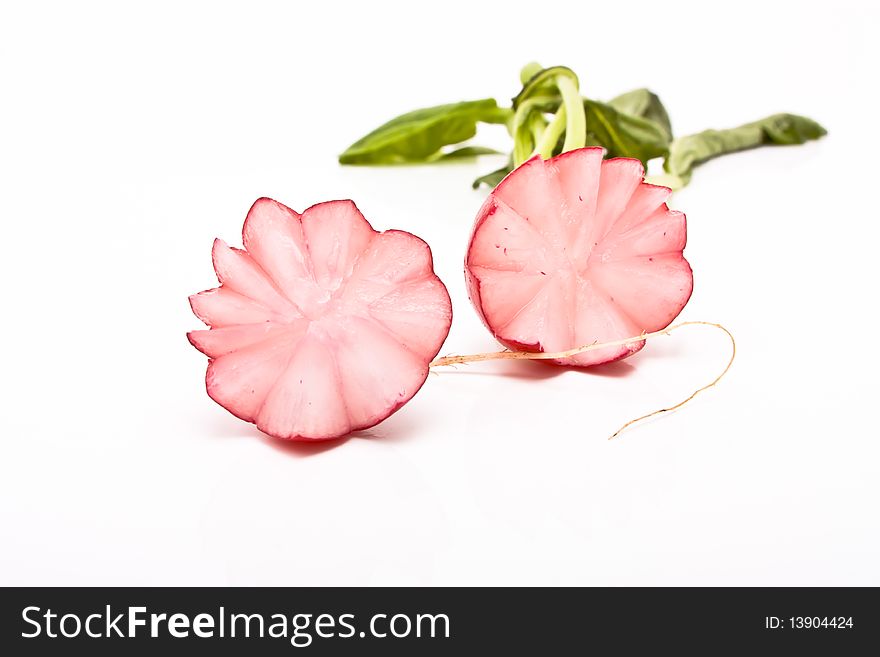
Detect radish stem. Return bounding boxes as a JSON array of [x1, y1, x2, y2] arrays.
[[556, 73, 586, 152], [533, 106, 567, 159], [430, 321, 735, 440], [529, 112, 548, 145], [511, 96, 558, 164]]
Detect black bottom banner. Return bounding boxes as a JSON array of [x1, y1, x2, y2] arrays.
[[1, 587, 876, 654]]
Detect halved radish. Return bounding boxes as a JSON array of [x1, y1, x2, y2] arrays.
[[188, 198, 452, 440], [465, 148, 693, 367]]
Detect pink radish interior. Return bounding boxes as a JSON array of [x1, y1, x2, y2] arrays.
[[466, 148, 693, 367], [189, 198, 452, 440]]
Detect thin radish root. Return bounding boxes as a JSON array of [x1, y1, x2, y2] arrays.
[[429, 321, 736, 440], [606, 322, 735, 439]]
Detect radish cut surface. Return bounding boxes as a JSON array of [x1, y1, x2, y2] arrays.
[[188, 198, 452, 440], [465, 149, 693, 367]]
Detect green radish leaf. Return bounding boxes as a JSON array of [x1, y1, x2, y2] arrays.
[[751, 112, 827, 144], [583, 98, 672, 165], [473, 158, 513, 189], [663, 113, 827, 187], [339, 99, 502, 164], [433, 146, 502, 161], [607, 88, 673, 141]]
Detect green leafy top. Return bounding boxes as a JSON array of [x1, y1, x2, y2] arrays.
[[338, 63, 826, 192], [583, 98, 671, 164], [657, 113, 827, 189], [607, 88, 673, 142], [338, 99, 507, 164]]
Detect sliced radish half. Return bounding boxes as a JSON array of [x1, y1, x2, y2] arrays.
[[465, 148, 693, 367], [188, 198, 452, 440]]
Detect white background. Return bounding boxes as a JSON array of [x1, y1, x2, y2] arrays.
[[1, 0, 878, 586]]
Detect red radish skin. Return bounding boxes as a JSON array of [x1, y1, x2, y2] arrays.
[[188, 198, 452, 441], [465, 148, 693, 367]]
